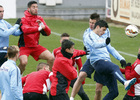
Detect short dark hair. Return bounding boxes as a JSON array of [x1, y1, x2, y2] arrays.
[[61, 40, 74, 51], [0, 5, 3, 8], [61, 33, 70, 38], [94, 20, 109, 29], [27, 1, 37, 8], [90, 13, 100, 21]]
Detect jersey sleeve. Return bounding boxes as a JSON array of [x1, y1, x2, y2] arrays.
[[40, 18, 51, 36], [125, 65, 140, 80], [58, 60, 77, 80], [75, 57, 82, 72]]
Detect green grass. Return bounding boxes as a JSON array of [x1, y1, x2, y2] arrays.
[[6, 18, 139, 100]]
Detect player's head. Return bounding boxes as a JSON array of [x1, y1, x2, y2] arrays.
[[37, 62, 50, 71], [61, 40, 75, 55], [94, 20, 108, 36], [7, 45, 19, 59], [89, 13, 100, 30], [0, 5, 4, 19], [27, 1, 38, 15], [60, 33, 70, 43]]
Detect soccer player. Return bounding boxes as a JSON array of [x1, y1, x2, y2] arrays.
[[70, 13, 127, 100], [0, 5, 22, 66], [52, 33, 89, 100], [83, 20, 136, 99], [50, 40, 77, 100], [22, 62, 53, 100], [18, 1, 54, 74], [0, 45, 23, 100], [123, 48, 140, 100]]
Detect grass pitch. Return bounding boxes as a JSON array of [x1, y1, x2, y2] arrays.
[[6, 18, 140, 100]]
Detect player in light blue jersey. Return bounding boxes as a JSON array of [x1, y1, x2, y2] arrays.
[[0, 45, 23, 100], [70, 19, 136, 100], [71, 13, 126, 100], [85, 20, 136, 100], [0, 5, 22, 66]]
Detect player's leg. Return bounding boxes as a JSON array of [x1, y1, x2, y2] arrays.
[[18, 47, 30, 74], [94, 71, 105, 100], [93, 60, 136, 90], [70, 59, 94, 99], [94, 83, 103, 100], [19, 55, 28, 74], [71, 72, 87, 98], [39, 50, 54, 71], [103, 76, 118, 100], [70, 78, 89, 100], [31, 45, 54, 71]]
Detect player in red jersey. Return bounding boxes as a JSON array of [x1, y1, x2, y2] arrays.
[[50, 39, 88, 100], [52, 33, 89, 100], [22, 62, 53, 100], [18, 1, 54, 74], [123, 48, 140, 100]]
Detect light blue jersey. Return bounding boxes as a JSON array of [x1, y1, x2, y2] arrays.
[[85, 30, 125, 65], [83, 28, 110, 59], [0, 19, 22, 52], [0, 60, 23, 100]]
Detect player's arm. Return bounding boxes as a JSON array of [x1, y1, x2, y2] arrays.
[[107, 44, 125, 61], [120, 68, 125, 74], [0, 24, 20, 37], [10, 68, 23, 100], [40, 18, 51, 36], [21, 18, 40, 34], [125, 63, 140, 80], [72, 50, 87, 58], [58, 60, 77, 80], [75, 57, 82, 72], [22, 75, 28, 87]]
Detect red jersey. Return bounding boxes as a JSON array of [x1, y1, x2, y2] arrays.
[[18, 10, 51, 47], [52, 47, 83, 71], [50, 52, 77, 96], [125, 59, 140, 96], [22, 70, 53, 94]]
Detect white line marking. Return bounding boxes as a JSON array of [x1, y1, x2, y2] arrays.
[[52, 31, 137, 58], [84, 84, 123, 86]]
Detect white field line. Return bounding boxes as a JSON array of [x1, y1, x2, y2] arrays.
[[52, 31, 137, 58], [84, 83, 122, 86]]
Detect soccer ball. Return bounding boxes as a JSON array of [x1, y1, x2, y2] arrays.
[[125, 25, 139, 38]]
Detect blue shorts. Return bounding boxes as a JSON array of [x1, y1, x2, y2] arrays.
[[80, 59, 94, 78], [94, 71, 116, 86], [93, 59, 125, 84]]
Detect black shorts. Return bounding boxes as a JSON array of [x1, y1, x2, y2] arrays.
[[123, 94, 140, 100], [23, 92, 49, 100], [80, 59, 95, 78], [0, 52, 7, 66], [49, 93, 69, 100]]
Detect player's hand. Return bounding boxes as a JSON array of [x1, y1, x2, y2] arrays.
[[120, 60, 126, 67], [125, 63, 131, 67], [137, 54, 140, 59], [106, 37, 110, 45], [40, 25, 45, 29], [70, 97, 74, 100], [15, 18, 21, 25], [84, 46, 89, 55]]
